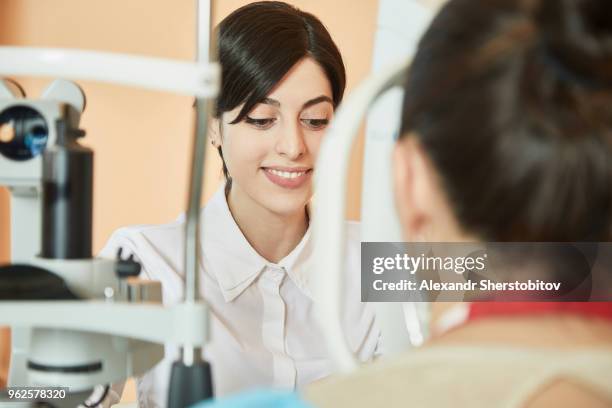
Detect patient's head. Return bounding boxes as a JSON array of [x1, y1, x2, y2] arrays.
[[394, 0, 612, 242]]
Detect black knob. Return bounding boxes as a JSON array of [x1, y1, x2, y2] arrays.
[[115, 248, 142, 279]]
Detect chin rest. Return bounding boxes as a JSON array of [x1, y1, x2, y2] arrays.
[[0, 264, 79, 300]]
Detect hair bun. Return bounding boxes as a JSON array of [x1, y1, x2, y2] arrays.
[[536, 0, 612, 88]]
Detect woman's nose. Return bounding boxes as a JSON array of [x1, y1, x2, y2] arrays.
[[275, 121, 306, 160]]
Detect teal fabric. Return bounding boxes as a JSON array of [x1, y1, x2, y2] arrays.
[[193, 390, 313, 408]]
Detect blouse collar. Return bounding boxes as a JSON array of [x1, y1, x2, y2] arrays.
[[201, 186, 314, 302]]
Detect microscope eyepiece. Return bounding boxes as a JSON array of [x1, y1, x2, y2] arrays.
[[0, 105, 48, 161]]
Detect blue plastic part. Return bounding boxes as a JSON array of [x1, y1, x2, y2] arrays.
[[192, 390, 314, 408]]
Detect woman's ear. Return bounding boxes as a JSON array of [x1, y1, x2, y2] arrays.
[[392, 136, 431, 241], [209, 117, 222, 147], [394, 136, 470, 242]]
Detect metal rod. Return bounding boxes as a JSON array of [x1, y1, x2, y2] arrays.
[[0, 47, 218, 97], [182, 0, 215, 366], [197, 0, 214, 63]]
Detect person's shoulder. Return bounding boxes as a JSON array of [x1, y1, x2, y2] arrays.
[[98, 217, 185, 260], [110, 218, 184, 244], [98, 217, 189, 292]]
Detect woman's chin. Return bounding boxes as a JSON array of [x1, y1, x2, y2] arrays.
[[257, 187, 311, 218], [262, 197, 310, 218]]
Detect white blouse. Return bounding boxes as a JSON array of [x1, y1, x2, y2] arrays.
[[99, 186, 380, 408]]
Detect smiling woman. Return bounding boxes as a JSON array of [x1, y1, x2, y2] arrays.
[[98, 2, 379, 407], [213, 57, 335, 258], [211, 2, 344, 246]]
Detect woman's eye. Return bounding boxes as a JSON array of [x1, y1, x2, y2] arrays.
[[301, 118, 329, 130], [245, 117, 276, 129]]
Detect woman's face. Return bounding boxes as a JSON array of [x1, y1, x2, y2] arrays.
[[215, 57, 334, 217]]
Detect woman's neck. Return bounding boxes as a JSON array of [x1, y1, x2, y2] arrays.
[[227, 183, 308, 264]]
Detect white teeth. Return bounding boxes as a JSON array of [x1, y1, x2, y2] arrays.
[[268, 169, 306, 179]]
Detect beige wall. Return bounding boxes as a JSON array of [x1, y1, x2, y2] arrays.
[[0, 0, 379, 398]]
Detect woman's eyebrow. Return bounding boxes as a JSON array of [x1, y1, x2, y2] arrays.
[[302, 95, 333, 109], [259, 96, 333, 109], [260, 97, 281, 107]]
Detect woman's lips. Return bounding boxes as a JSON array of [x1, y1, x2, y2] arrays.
[[262, 167, 312, 189]]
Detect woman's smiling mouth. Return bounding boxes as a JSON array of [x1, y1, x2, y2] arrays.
[[262, 166, 313, 189]]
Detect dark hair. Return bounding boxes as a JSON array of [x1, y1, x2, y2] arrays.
[[215, 1, 346, 179], [400, 0, 612, 241]]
